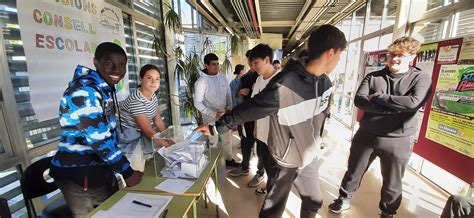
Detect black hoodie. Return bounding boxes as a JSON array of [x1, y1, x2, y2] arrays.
[[355, 67, 432, 137]]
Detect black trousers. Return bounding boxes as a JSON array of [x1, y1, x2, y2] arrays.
[[241, 121, 255, 171], [255, 139, 269, 176], [259, 157, 322, 218], [338, 129, 412, 215]]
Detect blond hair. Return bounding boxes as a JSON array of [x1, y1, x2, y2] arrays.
[[388, 37, 421, 55]]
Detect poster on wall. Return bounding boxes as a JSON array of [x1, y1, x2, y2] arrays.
[[425, 65, 474, 158], [437, 44, 460, 65], [458, 36, 474, 65], [363, 50, 388, 76], [17, 0, 128, 122], [415, 43, 438, 75]]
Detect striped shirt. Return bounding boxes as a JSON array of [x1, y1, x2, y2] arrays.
[[119, 89, 159, 130]]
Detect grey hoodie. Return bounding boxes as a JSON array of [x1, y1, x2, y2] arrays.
[[213, 59, 333, 168], [355, 67, 432, 137]]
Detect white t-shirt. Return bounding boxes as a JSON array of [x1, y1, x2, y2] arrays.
[[251, 70, 280, 144]]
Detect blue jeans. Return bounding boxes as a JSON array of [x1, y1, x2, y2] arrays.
[[54, 170, 118, 218]]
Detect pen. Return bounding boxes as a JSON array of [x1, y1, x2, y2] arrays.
[[132, 200, 152, 208], [161, 208, 168, 218]]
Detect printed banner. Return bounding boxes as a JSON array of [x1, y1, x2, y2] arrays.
[[425, 65, 474, 158], [415, 43, 438, 76], [17, 0, 128, 121]]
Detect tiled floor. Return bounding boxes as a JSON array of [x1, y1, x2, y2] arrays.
[[192, 118, 449, 217]]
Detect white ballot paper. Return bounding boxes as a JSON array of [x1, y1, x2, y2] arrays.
[[157, 140, 208, 179], [155, 178, 194, 194], [92, 193, 172, 218]]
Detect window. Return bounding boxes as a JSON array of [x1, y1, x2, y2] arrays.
[[427, 0, 452, 11], [134, 21, 172, 126], [183, 32, 201, 56], [0, 166, 27, 217], [364, 1, 383, 35], [412, 18, 449, 43], [454, 8, 474, 37], [350, 6, 366, 40], [132, 0, 162, 20], [123, 14, 139, 91], [180, 0, 193, 28]]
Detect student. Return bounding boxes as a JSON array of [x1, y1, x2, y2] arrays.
[[193, 53, 240, 167], [196, 24, 346, 217], [50, 42, 143, 217], [229, 50, 262, 189], [230, 64, 246, 108], [272, 59, 282, 71], [248, 44, 281, 196], [119, 64, 172, 161], [328, 37, 432, 217]]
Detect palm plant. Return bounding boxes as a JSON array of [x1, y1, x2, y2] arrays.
[[163, 2, 182, 33], [155, 4, 240, 125]]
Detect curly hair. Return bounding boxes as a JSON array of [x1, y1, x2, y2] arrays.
[[388, 37, 421, 55]]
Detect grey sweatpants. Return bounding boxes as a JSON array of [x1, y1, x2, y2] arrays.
[[260, 157, 322, 218], [338, 129, 413, 215]]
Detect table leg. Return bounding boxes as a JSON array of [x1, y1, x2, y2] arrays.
[[193, 198, 197, 218]]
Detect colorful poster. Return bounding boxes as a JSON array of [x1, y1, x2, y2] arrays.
[[438, 44, 460, 64], [17, 0, 128, 121], [458, 36, 474, 65], [363, 50, 388, 76], [425, 65, 474, 158], [415, 43, 438, 76]]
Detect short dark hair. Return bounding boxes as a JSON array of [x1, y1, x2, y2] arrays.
[[245, 50, 252, 58], [307, 25, 347, 61], [139, 64, 160, 79], [95, 42, 127, 60], [234, 64, 245, 75], [249, 44, 273, 62], [272, 60, 280, 65], [297, 49, 309, 59], [204, 53, 219, 65]]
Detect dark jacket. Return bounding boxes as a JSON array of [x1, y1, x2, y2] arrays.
[[355, 67, 432, 137], [213, 59, 333, 168]]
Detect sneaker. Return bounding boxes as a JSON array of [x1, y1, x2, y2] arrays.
[[229, 168, 249, 177], [225, 159, 242, 168], [328, 198, 351, 214], [247, 174, 264, 187], [255, 187, 267, 196], [380, 211, 394, 218]]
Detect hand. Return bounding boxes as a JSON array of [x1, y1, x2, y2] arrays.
[[154, 138, 175, 147], [125, 170, 143, 187], [239, 88, 250, 96], [215, 111, 224, 119], [194, 125, 211, 136]]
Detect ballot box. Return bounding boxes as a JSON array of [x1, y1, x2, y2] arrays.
[[152, 125, 208, 179]]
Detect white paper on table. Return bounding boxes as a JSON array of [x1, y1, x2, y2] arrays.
[[154, 178, 195, 194], [99, 193, 172, 218], [92, 210, 110, 218]]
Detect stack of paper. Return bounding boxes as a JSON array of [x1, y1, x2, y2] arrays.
[[158, 140, 208, 179], [92, 193, 172, 218], [154, 178, 194, 194]]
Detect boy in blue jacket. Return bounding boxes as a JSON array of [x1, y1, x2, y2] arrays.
[[50, 42, 142, 217]]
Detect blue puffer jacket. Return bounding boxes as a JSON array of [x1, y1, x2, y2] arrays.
[[50, 65, 132, 186]]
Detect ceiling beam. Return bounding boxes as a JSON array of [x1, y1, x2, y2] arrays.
[[261, 21, 296, 27]]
